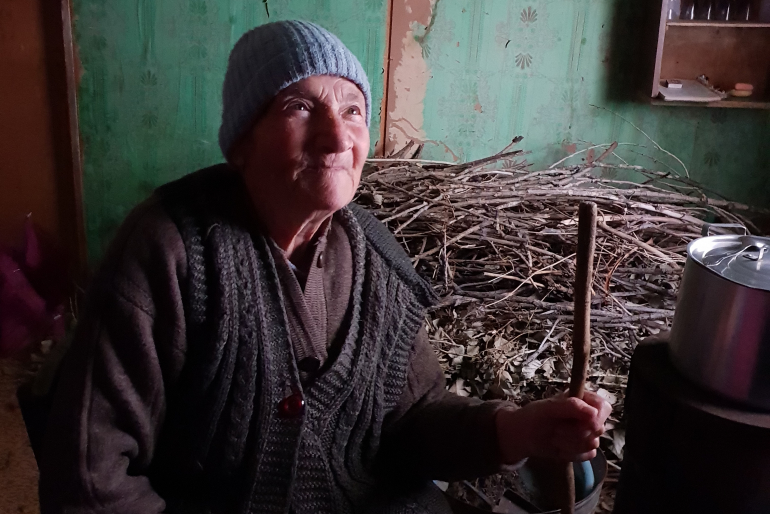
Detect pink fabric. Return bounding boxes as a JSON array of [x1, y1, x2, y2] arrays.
[[0, 216, 65, 357]]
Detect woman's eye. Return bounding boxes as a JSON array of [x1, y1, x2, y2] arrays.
[[290, 102, 308, 111], [347, 106, 361, 116]]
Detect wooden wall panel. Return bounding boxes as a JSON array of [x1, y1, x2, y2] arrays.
[[0, 0, 80, 271]]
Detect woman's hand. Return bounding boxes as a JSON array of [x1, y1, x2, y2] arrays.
[[495, 391, 612, 463]]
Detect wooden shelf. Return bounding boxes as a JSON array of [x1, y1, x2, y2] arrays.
[[641, 1, 770, 109], [649, 96, 770, 109], [667, 20, 770, 28]]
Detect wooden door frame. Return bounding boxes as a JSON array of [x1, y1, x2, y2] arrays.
[[58, 0, 88, 283]]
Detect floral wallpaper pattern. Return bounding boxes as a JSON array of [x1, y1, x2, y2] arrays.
[[74, 0, 389, 261], [412, 0, 770, 208]]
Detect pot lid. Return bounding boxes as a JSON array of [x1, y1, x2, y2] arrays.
[[689, 235, 770, 291]]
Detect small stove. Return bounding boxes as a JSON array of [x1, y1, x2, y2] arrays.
[[613, 338, 770, 513]]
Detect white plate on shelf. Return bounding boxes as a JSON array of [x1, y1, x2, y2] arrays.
[[658, 79, 722, 103]]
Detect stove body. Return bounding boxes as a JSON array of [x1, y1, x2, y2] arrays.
[[613, 338, 770, 514]]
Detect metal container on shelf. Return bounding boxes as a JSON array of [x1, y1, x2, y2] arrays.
[[760, 0, 770, 21], [668, 0, 682, 19], [669, 223, 770, 410], [714, 0, 731, 19], [681, 0, 696, 18], [730, 0, 754, 20], [694, 0, 714, 18]]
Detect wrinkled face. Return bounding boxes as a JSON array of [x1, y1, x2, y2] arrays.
[[233, 75, 369, 217]]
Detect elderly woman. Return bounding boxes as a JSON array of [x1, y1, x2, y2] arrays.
[[39, 21, 610, 514]]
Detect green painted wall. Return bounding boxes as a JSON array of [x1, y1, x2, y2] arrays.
[[74, 0, 389, 262], [76, 0, 770, 262], [414, 0, 770, 206]]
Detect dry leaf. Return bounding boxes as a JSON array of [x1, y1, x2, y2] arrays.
[[610, 429, 626, 460], [541, 357, 555, 378], [449, 378, 471, 397], [521, 359, 541, 379], [596, 388, 618, 406]]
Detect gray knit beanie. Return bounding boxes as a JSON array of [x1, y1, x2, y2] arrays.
[[219, 20, 371, 159]]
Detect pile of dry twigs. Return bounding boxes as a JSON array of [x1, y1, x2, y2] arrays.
[[358, 139, 757, 482]]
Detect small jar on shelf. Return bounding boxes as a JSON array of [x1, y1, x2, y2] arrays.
[[730, 0, 754, 20], [681, 0, 696, 18], [759, 0, 770, 21], [714, 0, 731, 19], [668, 0, 682, 19], [695, 0, 713, 18]]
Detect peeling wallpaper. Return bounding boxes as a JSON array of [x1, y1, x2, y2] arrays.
[[386, 0, 770, 208], [74, 0, 388, 262]]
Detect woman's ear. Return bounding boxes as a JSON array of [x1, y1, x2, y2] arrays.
[[228, 120, 259, 171], [228, 138, 247, 171]]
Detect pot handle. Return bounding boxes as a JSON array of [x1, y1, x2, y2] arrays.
[[701, 223, 748, 237]]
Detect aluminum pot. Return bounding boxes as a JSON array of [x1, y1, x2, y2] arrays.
[[669, 224, 770, 410]]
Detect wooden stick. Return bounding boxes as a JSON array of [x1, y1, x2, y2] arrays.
[[590, 141, 619, 165], [561, 201, 598, 514], [571, 202, 597, 398]]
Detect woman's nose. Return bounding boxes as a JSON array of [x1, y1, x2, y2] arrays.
[[313, 111, 350, 154]]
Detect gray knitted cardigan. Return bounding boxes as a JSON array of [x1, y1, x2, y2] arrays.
[[150, 166, 447, 514]]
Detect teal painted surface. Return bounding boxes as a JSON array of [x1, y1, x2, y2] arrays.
[[74, 0, 388, 262], [416, 0, 770, 207]]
